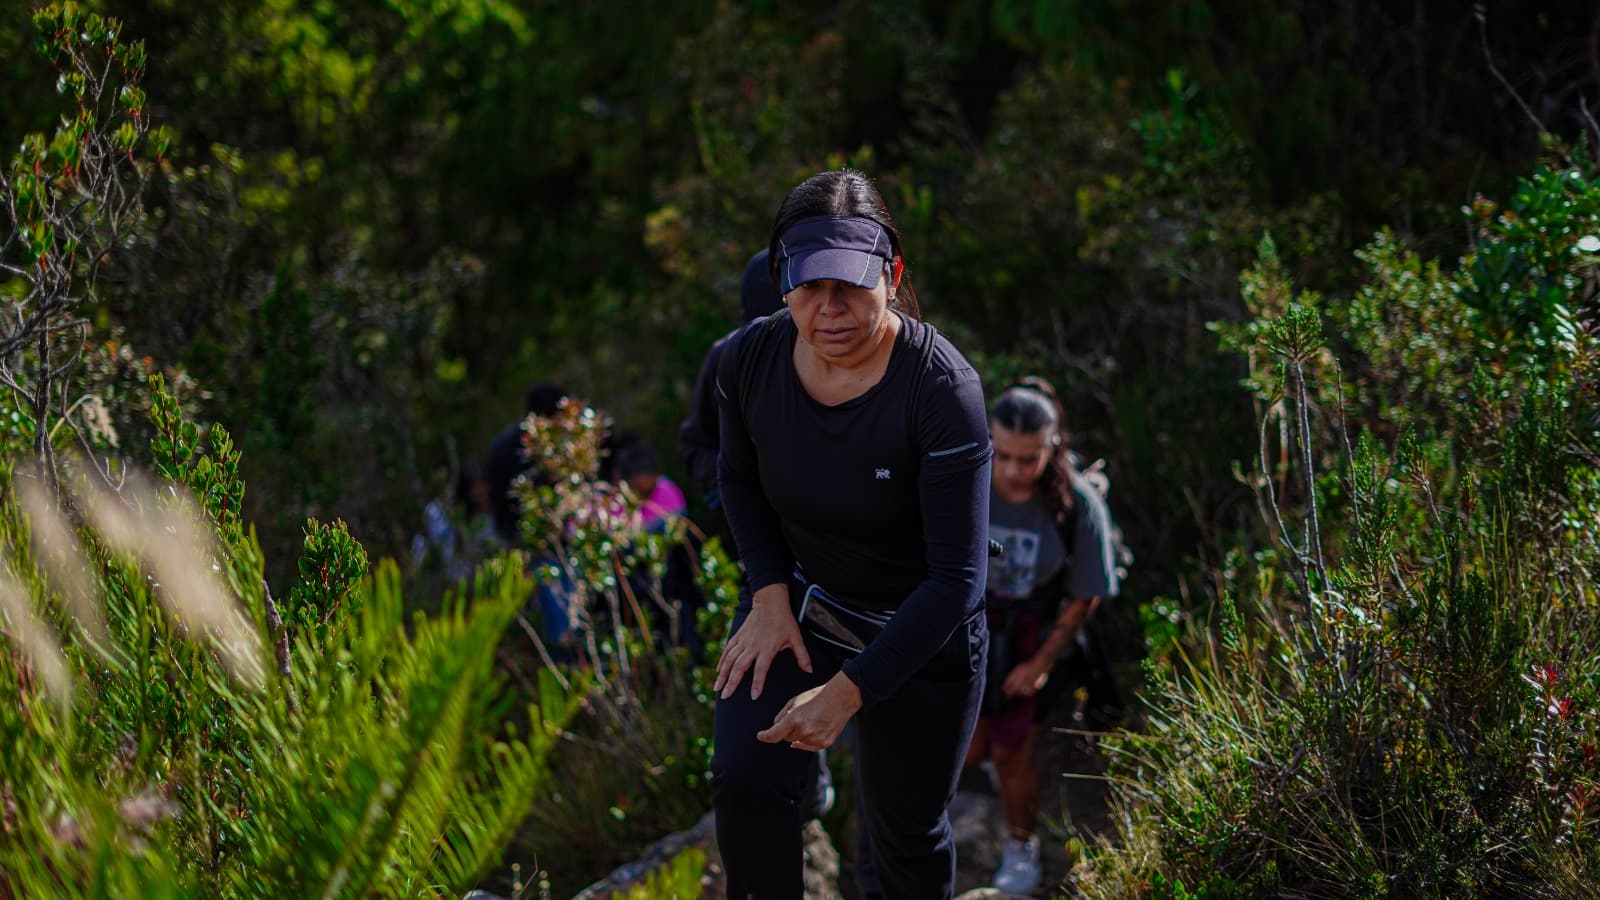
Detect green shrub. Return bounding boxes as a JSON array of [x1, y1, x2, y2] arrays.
[[1082, 152, 1600, 898], [493, 398, 738, 895], [0, 375, 582, 897], [0, 3, 170, 483]]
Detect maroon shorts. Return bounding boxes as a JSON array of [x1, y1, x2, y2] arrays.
[[980, 609, 1045, 751]]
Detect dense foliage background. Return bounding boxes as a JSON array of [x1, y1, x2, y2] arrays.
[[3, 0, 1599, 896], [2, 0, 1590, 587]]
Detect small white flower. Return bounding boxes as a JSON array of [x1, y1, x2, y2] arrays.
[[1577, 235, 1600, 253]]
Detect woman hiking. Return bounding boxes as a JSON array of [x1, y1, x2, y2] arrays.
[[710, 168, 993, 900]]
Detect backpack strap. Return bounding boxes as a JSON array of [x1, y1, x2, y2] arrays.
[[905, 318, 938, 444], [734, 310, 793, 430]]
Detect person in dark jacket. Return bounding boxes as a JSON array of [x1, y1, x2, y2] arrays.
[[678, 248, 785, 504], [711, 169, 992, 900], [483, 380, 568, 544], [483, 381, 580, 651], [682, 246, 837, 814]]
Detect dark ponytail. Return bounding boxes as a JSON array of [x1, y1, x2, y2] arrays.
[[768, 169, 921, 320], [990, 376, 1075, 525]]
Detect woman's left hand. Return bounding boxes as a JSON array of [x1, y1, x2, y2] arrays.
[[1002, 658, 1051, 699], [757, 672, 862, 752]]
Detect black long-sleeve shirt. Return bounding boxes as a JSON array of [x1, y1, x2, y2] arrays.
[[716, 312, 992, 706]]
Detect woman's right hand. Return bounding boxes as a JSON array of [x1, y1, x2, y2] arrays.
[[715, 584, 813, 700]]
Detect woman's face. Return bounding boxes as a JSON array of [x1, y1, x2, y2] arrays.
[[785, 265, 896, 362], [991, 422, 1054, 502]]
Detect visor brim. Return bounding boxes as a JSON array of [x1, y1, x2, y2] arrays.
[[782, 248, 886, 292]]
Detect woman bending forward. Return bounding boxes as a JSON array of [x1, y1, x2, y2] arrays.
[[711, 169, 992, 899]]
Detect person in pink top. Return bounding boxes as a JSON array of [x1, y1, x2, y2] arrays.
[[609, 438, 705, 658], [612, 441, 686, 532]]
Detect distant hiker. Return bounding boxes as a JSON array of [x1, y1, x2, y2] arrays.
[[711, 169, 992, 900], [483, 380, 570, 544], [410, 457, 495, 583], [963, 377, 1122, 894], [611, 439, 687, 532], [678, 247, 785, 507], [607, 436, 708, 655], [483, 380, 582, 651]]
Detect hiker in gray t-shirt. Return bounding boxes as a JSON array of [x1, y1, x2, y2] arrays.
[[989, 473, 1117, 609], [964, 377, 1121, 895]]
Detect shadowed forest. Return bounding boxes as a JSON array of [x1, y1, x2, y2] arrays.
[[2, 1, 1599, 897]]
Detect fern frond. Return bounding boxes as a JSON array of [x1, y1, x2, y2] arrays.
[[423, 666, 587, 889]]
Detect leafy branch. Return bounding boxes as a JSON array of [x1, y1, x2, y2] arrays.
[[0, 3, 171, 494]]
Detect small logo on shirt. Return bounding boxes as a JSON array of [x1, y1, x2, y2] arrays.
[[875, 468, 892, 480]]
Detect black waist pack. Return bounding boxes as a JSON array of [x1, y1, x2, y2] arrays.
[[795, 579, 893, 655]]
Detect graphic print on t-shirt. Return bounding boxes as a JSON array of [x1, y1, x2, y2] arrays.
[[989, 524, 1042, 599]]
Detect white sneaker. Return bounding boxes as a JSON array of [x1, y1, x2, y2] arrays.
[[977, 758, 1000, 793], [992, 834, 1041, 894]]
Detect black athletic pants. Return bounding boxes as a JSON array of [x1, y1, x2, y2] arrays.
[[711, 588, 986, 900]]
